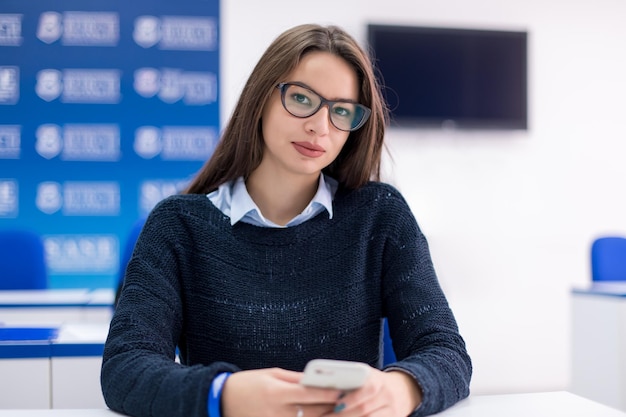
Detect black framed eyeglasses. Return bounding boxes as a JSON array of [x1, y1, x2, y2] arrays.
[[276, 82, 371, 132]]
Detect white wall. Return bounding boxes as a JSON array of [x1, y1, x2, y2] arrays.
[[221, 0, 626, 395]]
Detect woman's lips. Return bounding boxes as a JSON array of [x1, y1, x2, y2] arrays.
[[292, 142, 325, 158]]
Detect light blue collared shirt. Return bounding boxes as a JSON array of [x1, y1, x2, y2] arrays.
[[207, 174, 338, 228]]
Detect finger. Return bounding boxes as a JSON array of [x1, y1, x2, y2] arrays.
[[270, 368, 343, 405], [284, 404, 334, 417], [291, 384, 344, 405], [301, 403, 335, 417], [333, 380, 378, 408], [271, 368, 305, 383], [329, 382, 384, 416], [261, 368, 342, 406], [324, 397, 386, 417]]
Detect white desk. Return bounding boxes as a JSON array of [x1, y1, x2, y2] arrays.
[[437, 391, 626, 416], [0, 322, 109, 409], [0, 391, 623, 416], [571, 282, 626, 412], [0, 412, 121, 416], [0, 289, 114, 324]]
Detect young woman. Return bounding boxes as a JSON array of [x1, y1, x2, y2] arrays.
[[101, 24, 471, 417]]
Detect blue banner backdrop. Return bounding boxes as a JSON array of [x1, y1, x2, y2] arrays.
[[0, 1, 220, 289]]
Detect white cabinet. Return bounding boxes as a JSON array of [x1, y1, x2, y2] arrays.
[[0, 323, 109, 409], [571, 283, 626, 412]]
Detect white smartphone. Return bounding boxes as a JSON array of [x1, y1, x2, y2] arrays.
[[300, 359, 371, 390]]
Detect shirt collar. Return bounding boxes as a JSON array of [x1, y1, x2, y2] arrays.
[[225, 174, 336, 226], [229, 177, 259, 225], [311, 174, 335, 219]]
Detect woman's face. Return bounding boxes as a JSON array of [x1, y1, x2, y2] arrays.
[[260, 51, 359, 180]]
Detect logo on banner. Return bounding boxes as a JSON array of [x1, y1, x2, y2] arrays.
[[36, 181, 121, 215], [134, 68, 216, 105], [183, 72, 217, 105], [63, 69, 121, 103], [134, 68, 160, 98], [0, 14, 23, 46], [44, 235, 118, 274], [37, 11, 119, 46], [133, 126, 217, 160], [36, 69, 121, 104], [36, 181, 63, 214], [139, 179, 189, 215], [160, 16, 217, 50], [35, 124, 63, 159], [161, 126, 217, 160], [133, 15, 217, 51], [63, 181, 120, 216], [63, 124, 120, 161], [0, 125, 21, 159], [158, 69, 184, 103], [37, 12, 63, 44], [35, 69, 63, 102], [0, 180, 18, 218], [61, 12, 119, 46], [36, 124, 121, 161], [134, 126, 162, 159], [0, 66, 19, 105], [133, 16, 160, 48]]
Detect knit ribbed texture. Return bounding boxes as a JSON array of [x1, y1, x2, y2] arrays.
[[101, 182, 471, 417]]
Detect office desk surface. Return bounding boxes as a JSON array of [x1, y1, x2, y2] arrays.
[[439, 391, 626, 416], [572, 281, 626, 297], [0, 322, 109, 359], [0, 289, 114, 326], [0, 391, 624, 416], [0, 411, 122, 416], [0, 289, 114, 307]]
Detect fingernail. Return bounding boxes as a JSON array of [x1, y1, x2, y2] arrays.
[[334, 403, 346, 413]]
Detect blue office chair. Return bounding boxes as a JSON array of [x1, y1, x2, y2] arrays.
[[0, 229, 48, 290], [382, 318, 397, 366], [591, 236, 626, 281]]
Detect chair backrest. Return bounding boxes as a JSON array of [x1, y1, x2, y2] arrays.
[[0, 229, 48, 290], [382, 317, 397, 366], [591, 236, 626, 281]]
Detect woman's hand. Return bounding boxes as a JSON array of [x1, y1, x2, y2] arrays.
[[323, 369, 422, 417], [221, 367, 421, 417], [221, 367, 342, 417]]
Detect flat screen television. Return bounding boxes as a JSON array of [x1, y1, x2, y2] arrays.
[[367, 24, 528, 130]]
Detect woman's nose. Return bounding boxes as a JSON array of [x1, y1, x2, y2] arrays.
[[304, 105, 331, 135]]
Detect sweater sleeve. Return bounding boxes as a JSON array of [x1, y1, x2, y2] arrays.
[[100, 200, 239, 417], [380, 193, 472, 416]]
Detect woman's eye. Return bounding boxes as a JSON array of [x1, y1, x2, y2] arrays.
[[333, 105, 352, 118], [291, 93, 311, 105]]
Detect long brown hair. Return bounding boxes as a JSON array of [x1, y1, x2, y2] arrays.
[[184, 24, 389, 194]]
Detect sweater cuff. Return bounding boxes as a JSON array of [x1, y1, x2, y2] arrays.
[[208, 372, 232, 417]]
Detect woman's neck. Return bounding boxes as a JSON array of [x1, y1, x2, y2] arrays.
[[246, 168, 320, 226]]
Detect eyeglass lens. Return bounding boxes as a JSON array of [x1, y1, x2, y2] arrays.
[[280, 83, 370, 131]]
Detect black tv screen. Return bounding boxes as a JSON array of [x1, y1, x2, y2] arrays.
[[367, 24, 528, 130]]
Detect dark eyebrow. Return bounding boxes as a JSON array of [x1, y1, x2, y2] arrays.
[[286, 80, 359, 104]]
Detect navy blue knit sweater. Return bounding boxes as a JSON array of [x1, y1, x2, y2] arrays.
[[101, 182, 471, 417]]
